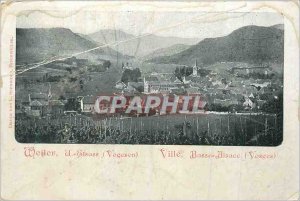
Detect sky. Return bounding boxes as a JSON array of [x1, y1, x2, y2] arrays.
[[17, 11, 284, 39]]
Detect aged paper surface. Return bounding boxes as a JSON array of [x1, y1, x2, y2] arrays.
[[0, 0, 299, 200]]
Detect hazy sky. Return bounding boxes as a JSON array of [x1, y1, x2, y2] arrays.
[[17, 11, 283, 39]]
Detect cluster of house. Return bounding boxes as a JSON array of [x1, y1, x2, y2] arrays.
[[17, 59, 281, 117], [16, 90, 98, 118], [230, 63, 273, 77], [114, 60, 281, 111], [16, 92, 65, 117], [116, 61, 201, 94]]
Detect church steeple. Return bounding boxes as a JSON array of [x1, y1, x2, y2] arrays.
[[192, 59, 198, 76]]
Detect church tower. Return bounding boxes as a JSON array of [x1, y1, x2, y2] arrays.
[[143, 77, 149, 93], [192, 60, 198, 76]]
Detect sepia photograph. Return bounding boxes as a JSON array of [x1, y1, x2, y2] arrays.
[[15, 11, 284, 146]]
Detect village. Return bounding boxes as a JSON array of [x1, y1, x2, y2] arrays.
[[15, 57, 283, 119], [14, 54, 283, 147]]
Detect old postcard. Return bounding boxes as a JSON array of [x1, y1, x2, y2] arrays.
[[0, 0, 299, 200]]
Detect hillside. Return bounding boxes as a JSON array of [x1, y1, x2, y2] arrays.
[[88, 29, 199, 57], [148, 25, 284, 66], [143, 44, 190, 61], [16, 28, 126, 66], [271, 24, 284, 30]]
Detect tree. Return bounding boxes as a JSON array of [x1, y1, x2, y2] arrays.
[[79, 80, 84, 90], [103, 60, 111, 69], [121, 68, 141, 83], [261, 92, 283, 114], [66, 67, 73, 74], [136, 85, 144, 93], [58, 95, 66, 100], [64, 98, 81, 111]]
